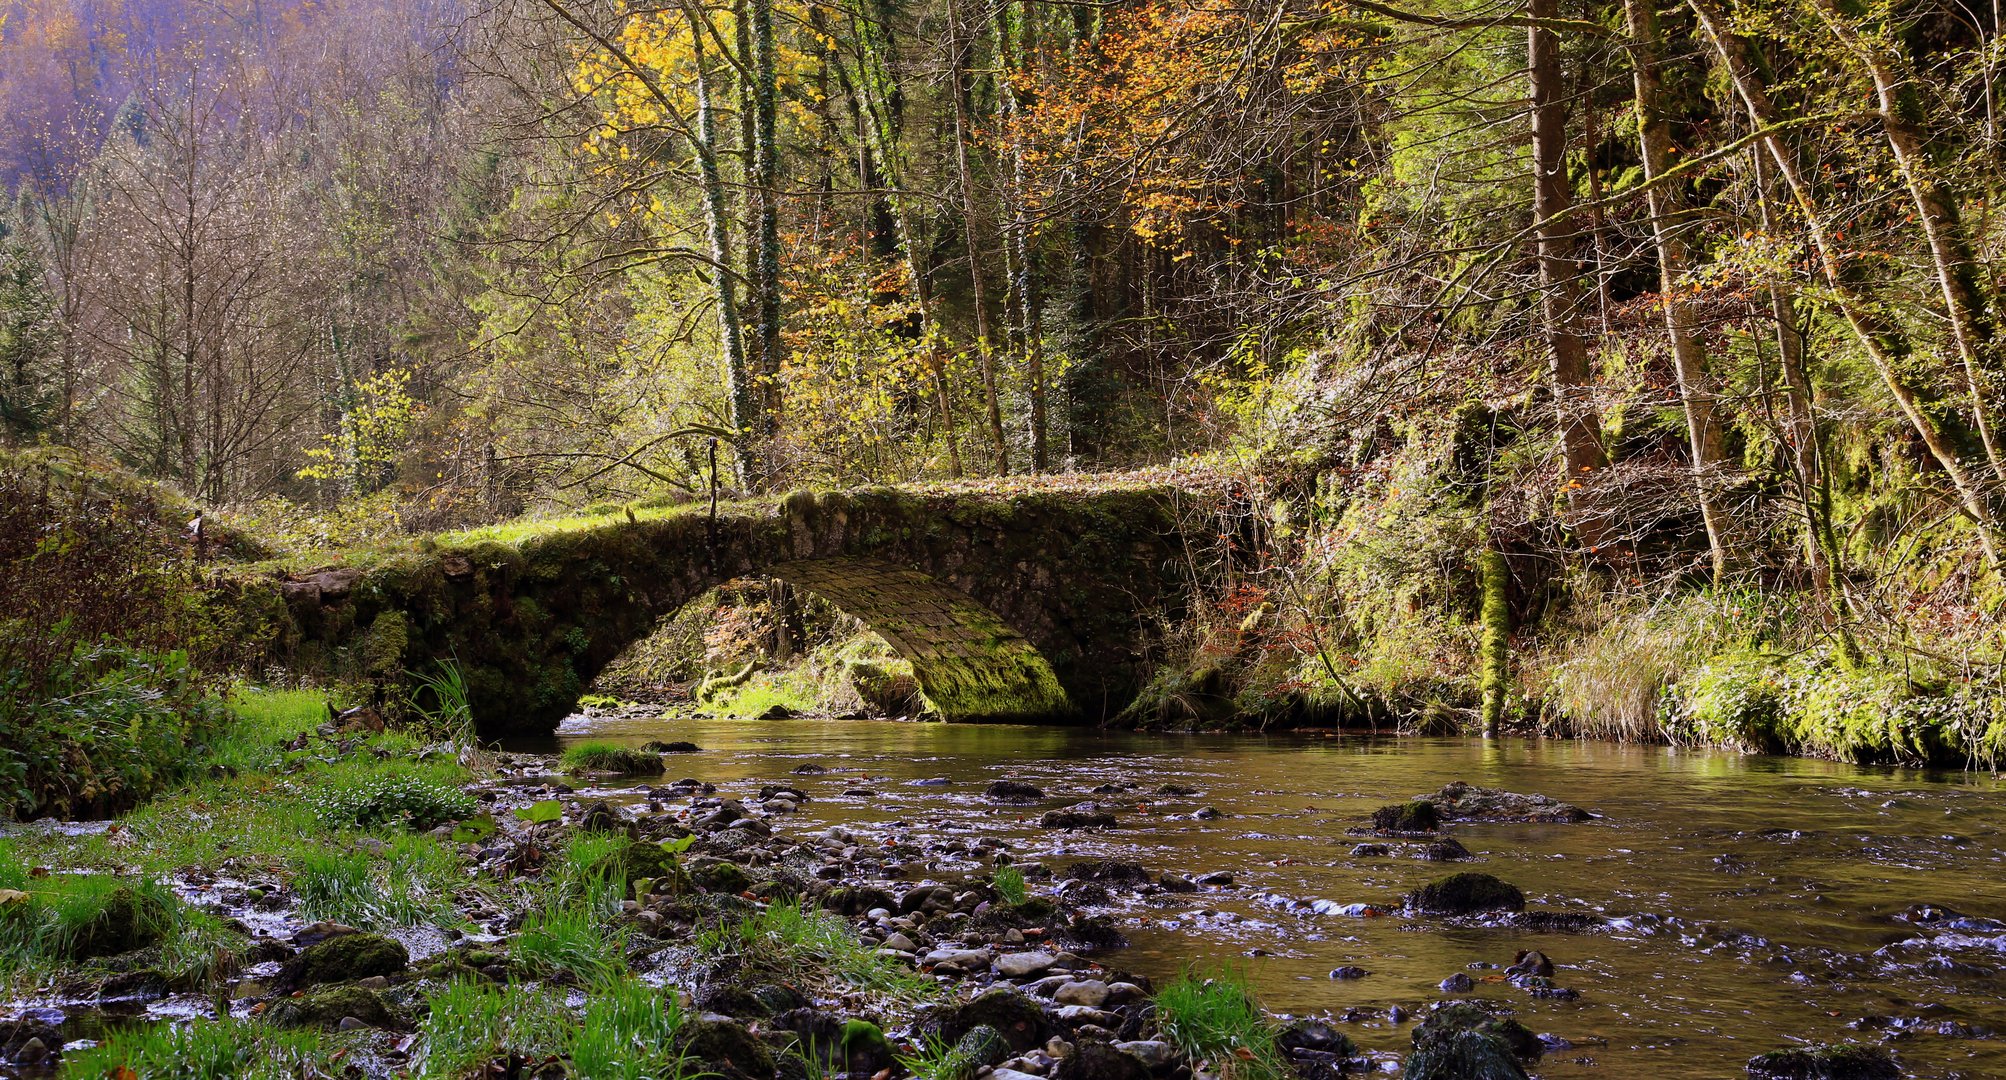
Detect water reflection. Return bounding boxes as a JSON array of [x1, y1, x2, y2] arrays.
[[536, 711, 2006, 1079]]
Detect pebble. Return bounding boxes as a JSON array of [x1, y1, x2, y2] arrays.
[[923, 948, 992, 971], [882, 932, 918, 953], [1116, 1041, 1176, 1069], [1328, 966, 1370, 980], [1439, 972, 1475, 992], [1054, 979, 1110, 1006], [1196, 871, 1235, 886], [996, 951, 1055, 978], [13, 1038, 46, 1064], [1056, 1005, 1118, 1025], [337, 1016, 368, 1031]]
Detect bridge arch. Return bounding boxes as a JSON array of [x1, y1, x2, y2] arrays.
[[260, 484, 1198, 733]]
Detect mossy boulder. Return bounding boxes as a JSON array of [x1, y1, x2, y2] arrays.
[[263, 985, 403, 1031], [1404, 1003, 1538, 1080], [1405, 873, 1525, 915], [681, 1016, 777, 1080], [913, 988, 1054, 1052], [955, 1025, 1013, 1070], [1371, 800, 1440, 833], [68, 885, 175, 959], [1746, 1044, 1899, 1080], [692, 860, 754, 895], [275, 932, 408, 991]]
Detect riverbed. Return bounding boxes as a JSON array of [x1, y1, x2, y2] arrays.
[[526, 710, 2006, 1079]]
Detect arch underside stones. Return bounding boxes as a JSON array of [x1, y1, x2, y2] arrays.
[[766, 558, 1071, 722]]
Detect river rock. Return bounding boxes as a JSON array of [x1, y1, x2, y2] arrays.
[[915, 988, 1055, 1052], [1055, 1039, 1152, 1080], [1158, 873, 1198, 893], [1406, 873, 1525, 915], [997, 951, 1056, 978], [1403, 1002, 1539, 1080], [680, 1017, 776, 1080], [1439, 972, 1475, 992], [276, 932, 408, 991], [955, 1025, 1015, 1069], [1424, 780, 1591, 823], [924, 948, 993, 972], [1372, 800, 1440, 833], [1042, 806, 1118, 830], [1745, 1044, 1899, 1080], [1423, 837, 1473, 861], [265, 985, 403, 1031], [988, 780, 1047, 802], [1328, 966, 1370, 980], [1054, 979, 1110, 1007], [1115, 1040, 1177, 1069]]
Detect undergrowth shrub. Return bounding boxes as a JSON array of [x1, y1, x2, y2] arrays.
[[314, 774, 475, 831]]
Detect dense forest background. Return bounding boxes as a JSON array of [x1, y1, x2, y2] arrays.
[[2, 0, 2004, 762]]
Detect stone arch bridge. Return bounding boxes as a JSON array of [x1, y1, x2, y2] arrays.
[[255, 483, 1216, 734]]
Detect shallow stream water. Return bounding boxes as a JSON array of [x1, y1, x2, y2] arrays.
[[528, 711, 2006, 1079]]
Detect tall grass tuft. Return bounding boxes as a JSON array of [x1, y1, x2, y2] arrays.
[[992, 865, 1029, 906], [417, 981, 574, 1078], [1153, 969, 1288, 1080], [514, 903, 624, 984], [571, 978, 695, 1080], [66, 1020, 337, 1079]]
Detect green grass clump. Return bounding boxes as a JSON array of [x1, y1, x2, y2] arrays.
[[515, 903, 625, 983], [993, 865, 1028, 905], [572, 978, 695, 1080], [1153, 970, 1287, 1080], [896, 1034, 984, 1080], [560, 741, 666, 777], [0, 873, 241, 991], [417, 981, 575, 1078], [66, 1019, 342, 1079], [291, 835, 460, 928], [702, 900, 936, 1005], [210, 688, 333, 773], [315, 773, 476, 831]]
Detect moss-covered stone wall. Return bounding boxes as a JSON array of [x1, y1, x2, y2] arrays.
[[246, 485, 1196, 733]]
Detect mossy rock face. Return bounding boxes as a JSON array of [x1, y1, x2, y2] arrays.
[[276, 933, 409, 991], [681, 1016, 778, 1080], [1405, 873, 1525, 915], [1746, 1044, 1899, 1080], [913, 988, 1054, 1052], [1404, 1003, 1537, 1080], [1371, 801, 1440, 833], [68, 886, 175, 959], [263, 985, 403, 1031]]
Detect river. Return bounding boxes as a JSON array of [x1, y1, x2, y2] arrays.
[[523, 710, 2006, 1079]]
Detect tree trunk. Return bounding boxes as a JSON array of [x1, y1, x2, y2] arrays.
[[687, 6, 756, 486], [749, 0, 785, 440], [1528, 0, 1610, 543], [945, 0, 1010, 474], [1478, 547, 1510, 737], [1624, 0, 1734, 581]]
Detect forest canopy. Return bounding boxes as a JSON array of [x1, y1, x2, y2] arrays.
[[2, 0, 2003, 749]]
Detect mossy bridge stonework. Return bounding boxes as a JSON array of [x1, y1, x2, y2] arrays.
[[257, 485, 1206, 734]]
